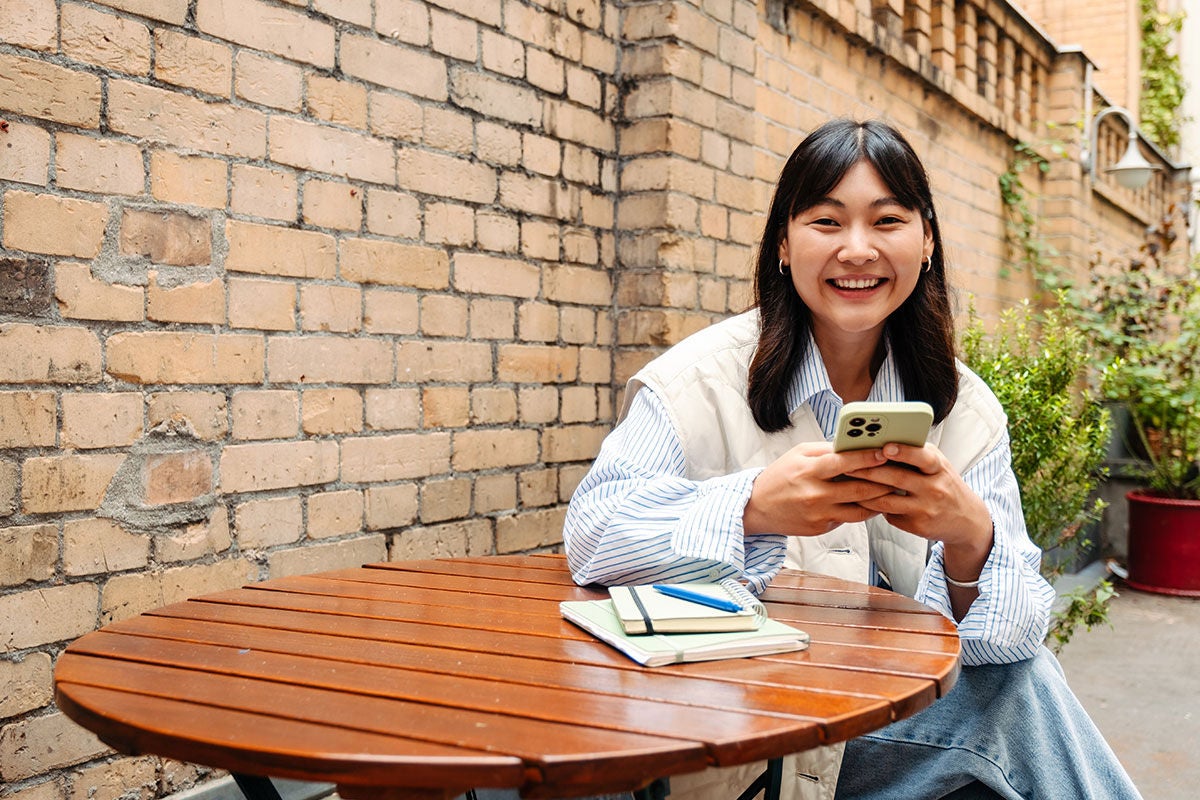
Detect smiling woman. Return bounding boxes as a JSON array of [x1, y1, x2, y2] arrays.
[[561, 118, 1142, 800]]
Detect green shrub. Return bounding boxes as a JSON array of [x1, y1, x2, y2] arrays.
[[961, 298, 1114, 650]]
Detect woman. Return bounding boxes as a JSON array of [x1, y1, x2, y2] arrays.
[[563, 119, 1140, 800]]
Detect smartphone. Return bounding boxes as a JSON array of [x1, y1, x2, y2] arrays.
[[833, 401, 933, 452]]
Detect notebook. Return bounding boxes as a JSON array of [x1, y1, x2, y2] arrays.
[[608, 580, 767, 634], [560, 597, 810, 667]]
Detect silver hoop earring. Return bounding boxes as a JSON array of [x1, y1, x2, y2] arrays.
[[921, 256, 932, 273], [778, 258, 789, 276]]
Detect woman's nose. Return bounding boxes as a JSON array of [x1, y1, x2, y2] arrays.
[[838, 227, 878, 264]]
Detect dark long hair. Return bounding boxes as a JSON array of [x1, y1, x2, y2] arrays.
[[747, 119, 958, 432]]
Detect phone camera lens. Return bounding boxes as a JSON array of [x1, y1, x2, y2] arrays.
[[847, 428, 863, 438], [849, 417, 866, 427], [865, 423, 882, 432]]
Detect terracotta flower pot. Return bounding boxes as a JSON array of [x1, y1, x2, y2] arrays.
[[1126, 490, 1200, 596]]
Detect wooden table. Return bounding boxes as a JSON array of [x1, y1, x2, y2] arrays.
[[54, 555, 960, 800]]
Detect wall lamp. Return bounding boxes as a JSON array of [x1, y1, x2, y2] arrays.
[[1081, 105, 1159, 191]]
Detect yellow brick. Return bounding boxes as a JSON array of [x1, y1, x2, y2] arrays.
[[231, 389, 299, 440], [0, 323, 102, 384], [396, 340, 493, 382], [521, 219, 560, 261], [220, 440, 339, 493], [234, 50, 303, 111], [307, 488, 364, 538], [476, 211, 521, 252], [363, 288, 419, 334], [0, 652, 52, 720], [474, 473, 516, 513], [302, 388, 363, 435], [451, 429, 539, 471], [147, 391, 228, 440], [121, 208, 212, 266], [150, 150, 227, 209], [61, 392, 144, 450], [3, 190, 108, 259], [469, 298, 517, 339], [470, 387, 518, 425], [63, 518, 150, 576], [307, 73, 368, 128], [389, 519, 492, 560], [0, 460, 15, 518], [365, 189, 422, 240], [157, 506, 231, 563], [497, 344, 579, 383], [519, 468, 559, 508], [60, 3, 151, 75], [267, 336, 393, 383], [268, 116, 394, 183], [424, 202, 475, 246], [420, 477, 472, 523], [495, 507, 566, 553], [367, 92, 423, 142], [453, 253, 540, 297], [543, 424, 608, 463], [302, 179, 364, 231], [400, 146, 502, 202], [519, 385, 559, 424], [228, 277, 296, 331], [100, 559, 255, 624], [107, 332, 264, 384], [140, 449, 214, 506], [364, 387, 420, 431], [231, 164, 299, 222], [0, 523, 57, 586], [266, 534, 386, 578], [365, 483, 418, 530], [526, 47, 565, 94], [0, 710, 108, 781], [196, 0, 335, 68], [300, 284, 362, 332], [420, 294, 468, 337], [54, 132, 144, 195], [477, 120, 523, 167], [518, 301, 559, 342], [54, 263, 144, 323], [544, 264, 613, 305], [148, 274, 225, 325], [0, 53, 102, 128], [423, 386, 469, 428], [0, 392, 56, 447], [341, 431, 451, 482], [235, 495, 302, 548], [66, 757, 158, 800], [340, 238, 450, 289], [0, 0, 56, 50], [561, 386, 598, 423], [226, 219, 335, 278], [154, 28, 232, 95], [108, 79, 266, 158], [341, 32, 448, 100], [79, 0, 188, 25], [0, 121, 51, 186], [481, 29, 525, 77]]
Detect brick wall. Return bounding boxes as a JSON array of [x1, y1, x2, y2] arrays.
[[0, 1, 1184, 798]]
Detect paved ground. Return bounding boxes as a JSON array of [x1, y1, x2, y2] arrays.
[[1056, 581, 1200, 800]]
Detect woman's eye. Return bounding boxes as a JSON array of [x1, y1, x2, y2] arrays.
[[811, 217, 839, 226], [876, 215, 904, 225]]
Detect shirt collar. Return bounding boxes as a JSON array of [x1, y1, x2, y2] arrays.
[[785, 332, 905, 416]]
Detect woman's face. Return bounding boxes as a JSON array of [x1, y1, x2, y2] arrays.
[[778, 160, 934, 349]]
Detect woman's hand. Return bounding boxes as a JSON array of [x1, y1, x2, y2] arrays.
[[742, 442, 898, 537], [845, 442, 994, 586]]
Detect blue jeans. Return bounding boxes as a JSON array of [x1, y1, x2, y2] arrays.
[[835, 647, 1142, 800]]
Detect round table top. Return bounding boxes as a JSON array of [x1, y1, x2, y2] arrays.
[[55, 555, 960, 799]]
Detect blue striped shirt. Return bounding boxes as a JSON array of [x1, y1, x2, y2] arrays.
[[563, 340, 1054, 665]]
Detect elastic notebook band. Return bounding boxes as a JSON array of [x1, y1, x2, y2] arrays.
[[628, 586, 656, 634]]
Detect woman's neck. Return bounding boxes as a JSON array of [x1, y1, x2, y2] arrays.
[[813, 330, 886, 403]]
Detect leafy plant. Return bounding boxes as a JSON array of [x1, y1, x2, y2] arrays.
[[1071, 244, 1200, 500], [962, 297, 1114, 649], [998, 137, 1069, 287], [1139, 0, 1188, 149]]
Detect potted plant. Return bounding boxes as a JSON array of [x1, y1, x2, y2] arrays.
[[1101, 269, 1200, 596], [962, 298, 1114, 650]]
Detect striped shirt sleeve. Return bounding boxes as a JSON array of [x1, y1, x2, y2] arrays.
[[562, 387, 786, 595], [915, 429, 1055, 665]]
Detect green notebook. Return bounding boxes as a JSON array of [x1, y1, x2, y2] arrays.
[[560, 597, 810, 667]]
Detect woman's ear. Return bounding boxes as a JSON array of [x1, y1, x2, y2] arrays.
[[777, 235, 789, 265]]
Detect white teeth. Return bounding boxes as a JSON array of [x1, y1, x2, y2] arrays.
[[833, 278, 881, 289]]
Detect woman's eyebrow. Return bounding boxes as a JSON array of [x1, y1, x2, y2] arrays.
[[808, 196, 905, 209]]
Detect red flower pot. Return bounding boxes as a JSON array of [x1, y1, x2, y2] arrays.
[[1126, 490, 1200, 597]]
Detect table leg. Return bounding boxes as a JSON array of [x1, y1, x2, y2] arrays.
[[232, 774, 285, 800], [734, 758, 783, 800]]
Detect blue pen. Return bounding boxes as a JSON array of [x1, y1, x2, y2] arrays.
[[651, 584, 743, 613]]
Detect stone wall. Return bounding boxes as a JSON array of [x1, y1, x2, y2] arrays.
[[0, 1, 1187, 798]]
